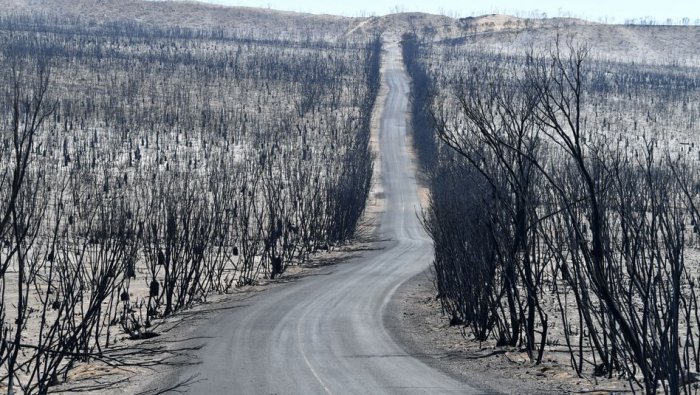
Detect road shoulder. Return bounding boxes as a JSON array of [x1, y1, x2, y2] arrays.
[[384, 271, 627, 395]]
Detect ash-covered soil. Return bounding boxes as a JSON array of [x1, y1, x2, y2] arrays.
[[386, 272, 631, 395]]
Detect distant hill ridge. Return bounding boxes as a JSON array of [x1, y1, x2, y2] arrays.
[[2, 0, 700, 63]]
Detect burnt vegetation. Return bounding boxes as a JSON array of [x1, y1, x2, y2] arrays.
[[0, 15, 380, 393], [404, 33, 700, 394]]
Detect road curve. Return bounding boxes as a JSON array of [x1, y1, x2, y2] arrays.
[[166, 43, 483, 394]]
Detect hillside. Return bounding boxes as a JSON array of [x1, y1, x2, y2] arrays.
[[0, 0, 355, 38], [452, 22, 700, 64], [2, 0, 699, 63]]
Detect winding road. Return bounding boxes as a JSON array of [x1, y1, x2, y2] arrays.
[[165, 43, 483, 394]]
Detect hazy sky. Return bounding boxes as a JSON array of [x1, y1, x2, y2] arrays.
[[211, 0, 699, 23]]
